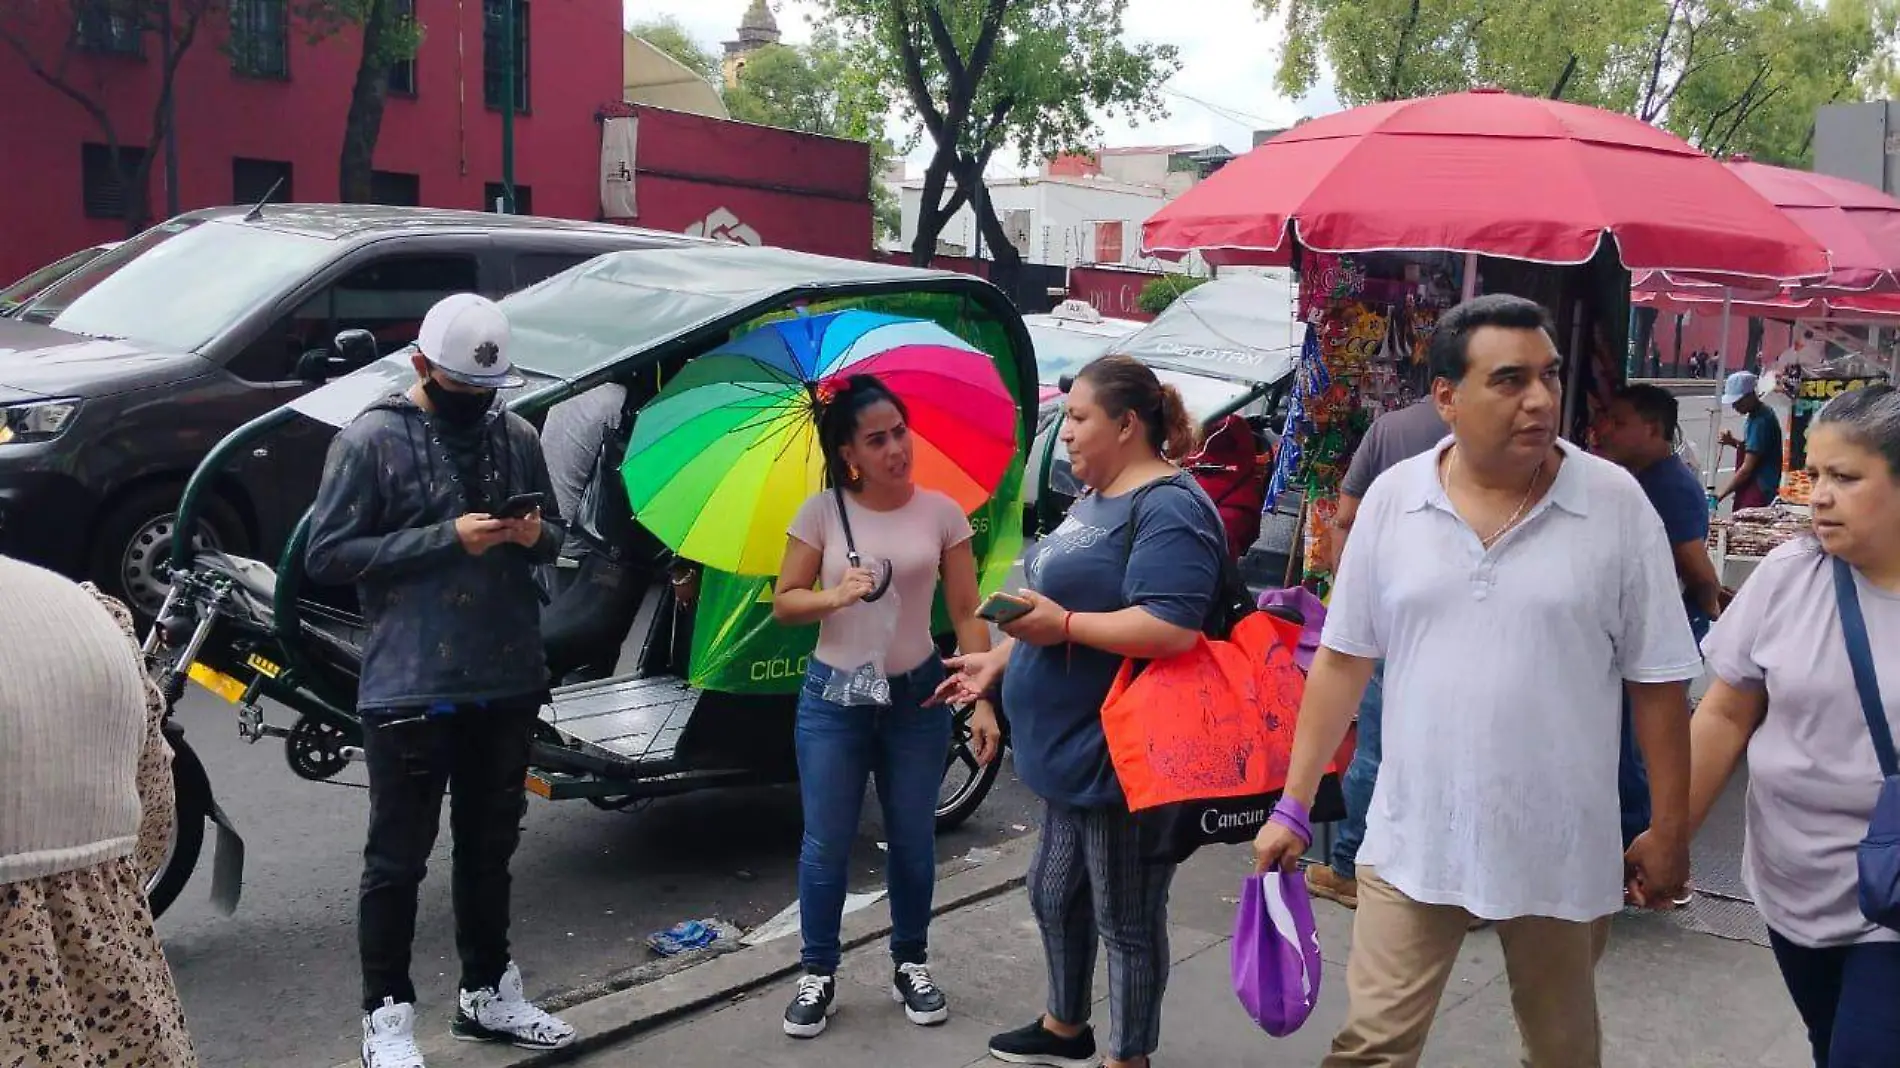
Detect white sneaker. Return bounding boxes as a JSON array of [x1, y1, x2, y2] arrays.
[[361, 999, 426, 1068], [452, 962, 577, 1050]]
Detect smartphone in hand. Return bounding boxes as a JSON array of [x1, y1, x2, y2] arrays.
[[976, 591, 1032, 625], [496, 492, 545, 519]]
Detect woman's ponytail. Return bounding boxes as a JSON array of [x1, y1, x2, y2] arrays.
[[1157, 383, 1200, 460], [1073, 354, 1201, 461]]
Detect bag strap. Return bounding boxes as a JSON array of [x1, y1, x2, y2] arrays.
[[1117, 472, 1250, 639], [1835, 555, 1899, 778]]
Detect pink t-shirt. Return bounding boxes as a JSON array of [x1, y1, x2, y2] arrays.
[[788, 489, 974, 676]]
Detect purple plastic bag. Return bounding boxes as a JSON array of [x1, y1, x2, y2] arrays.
[[1231, 870, 1323, 1036]]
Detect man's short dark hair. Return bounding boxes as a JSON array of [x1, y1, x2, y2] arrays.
[[1428, 294, 1557, 384], [1615, 383, 1680, 443]]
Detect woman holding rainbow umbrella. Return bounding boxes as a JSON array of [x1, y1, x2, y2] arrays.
[[620, 310, 1015, 1041]]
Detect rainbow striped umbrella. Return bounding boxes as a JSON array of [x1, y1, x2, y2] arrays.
[[622, 310, 1018, 576]]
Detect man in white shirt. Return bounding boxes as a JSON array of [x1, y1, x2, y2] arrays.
[[1254, 294, 1701, 1067]]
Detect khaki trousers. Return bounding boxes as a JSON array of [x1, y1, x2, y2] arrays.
[[1322, 867, 1612, 1068]]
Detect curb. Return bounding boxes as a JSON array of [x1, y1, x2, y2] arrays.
[[337, 833, 1037, 1068]]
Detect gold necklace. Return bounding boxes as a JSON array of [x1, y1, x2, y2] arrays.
[[1452, 447, 1545, 549]]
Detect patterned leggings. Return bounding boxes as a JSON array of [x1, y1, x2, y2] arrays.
[[1028, 801, 1177, 1061]]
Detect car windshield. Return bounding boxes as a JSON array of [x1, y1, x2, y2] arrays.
[[1025, 322, 1125, 383], [0, 246, 106, 312], [20, 217, 335, 351]]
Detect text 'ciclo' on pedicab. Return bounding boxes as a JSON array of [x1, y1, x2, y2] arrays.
[[138, 244, 1038, 918]]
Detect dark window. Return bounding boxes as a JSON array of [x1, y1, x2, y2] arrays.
[[482, 0, 529, 112], [227, 254, 481, 382], [230, 0, 288, 78], [385, 0, 416, 95], [368, 170, 420, 206], [511, 251, 592, 289], [81, 143, 148, 220], [232, 157, 293, 205], [482, 182, 532, 215], [75, 1, 143, 55]]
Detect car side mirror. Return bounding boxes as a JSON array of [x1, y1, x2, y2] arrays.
[[333, 328, 379, 368]]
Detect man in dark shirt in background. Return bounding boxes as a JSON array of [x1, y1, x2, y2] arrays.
[[1305, 396, 1447, 909], [1595, 383, 1722, 848], [307, 293, 576, 1068], [1717, 371, 1785, 510]]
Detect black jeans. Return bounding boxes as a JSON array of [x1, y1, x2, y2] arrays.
[[359, 699, 536, 1011], [1768, 929, 1900, 1067]]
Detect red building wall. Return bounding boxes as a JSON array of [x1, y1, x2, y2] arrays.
[[607, 105, 873, 262], [0, 0, 620, 282]]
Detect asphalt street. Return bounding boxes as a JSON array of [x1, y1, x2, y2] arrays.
[[156, 687, 1044, 1068]]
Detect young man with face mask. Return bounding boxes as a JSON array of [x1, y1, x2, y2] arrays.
[[306, 293, 575, 1068]]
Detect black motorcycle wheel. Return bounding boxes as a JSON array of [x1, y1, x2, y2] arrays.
[[935, 713, 1002, 832], [145, 755, 209, 919]]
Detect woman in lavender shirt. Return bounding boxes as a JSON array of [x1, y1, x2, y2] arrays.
[[1636, 386, 1900, 1066]]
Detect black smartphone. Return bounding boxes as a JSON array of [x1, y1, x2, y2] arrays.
[[496, 492, 545, 519]]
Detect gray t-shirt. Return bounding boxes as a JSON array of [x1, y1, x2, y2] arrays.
[[541, 383, 627, 559], [1340, 399, 1449, 499], [1703, 538, 1900, 947]]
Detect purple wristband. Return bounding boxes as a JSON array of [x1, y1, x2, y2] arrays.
[[1268, 810, 1312, 848], [1269, 797, 1312, 847]]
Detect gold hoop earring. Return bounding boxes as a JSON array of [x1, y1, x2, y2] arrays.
[[848, 463, 860, 482]]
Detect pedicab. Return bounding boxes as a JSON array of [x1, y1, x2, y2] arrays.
[[138, 244, 1037, 918]]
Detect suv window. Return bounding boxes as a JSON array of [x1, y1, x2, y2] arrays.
[[512, 251, 595, 290], [228, 254, 480, 382]]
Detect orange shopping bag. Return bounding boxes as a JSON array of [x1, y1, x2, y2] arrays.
[[1101, 610, 1353, 864]]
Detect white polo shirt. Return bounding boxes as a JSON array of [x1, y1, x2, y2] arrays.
[[1322, 437, 1703, 921]]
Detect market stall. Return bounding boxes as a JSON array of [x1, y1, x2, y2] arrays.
[[1142, 89, 1828, 593]]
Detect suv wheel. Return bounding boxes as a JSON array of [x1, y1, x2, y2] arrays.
[[91, 485, 247, 619]]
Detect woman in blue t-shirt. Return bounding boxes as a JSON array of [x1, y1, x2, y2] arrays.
[[937, 355, 1225, 1068]]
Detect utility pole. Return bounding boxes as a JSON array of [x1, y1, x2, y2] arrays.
[[160, 0, 179, 216], [499, 0, 516, 213]]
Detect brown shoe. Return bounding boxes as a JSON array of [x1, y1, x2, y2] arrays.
[[1305, 864, 1359, 909]]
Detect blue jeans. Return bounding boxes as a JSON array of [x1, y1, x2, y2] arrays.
[[1769, 930, 1900, 1067], [1330, 661, 1384, 879], [795, 658, 952, 975], [1618, 616, 1709, 848]]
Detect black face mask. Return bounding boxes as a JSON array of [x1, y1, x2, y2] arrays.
[[423, 378, 495, 426]]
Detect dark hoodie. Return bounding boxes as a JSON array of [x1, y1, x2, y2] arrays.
[[306, 391, 561, 712]]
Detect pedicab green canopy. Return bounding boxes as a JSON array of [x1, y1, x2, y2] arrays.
[[272, 242, 1036, 696]]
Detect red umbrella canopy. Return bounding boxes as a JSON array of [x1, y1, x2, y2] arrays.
[[1142, 89, 1830, 283], [1656, 159, 1900, 294]]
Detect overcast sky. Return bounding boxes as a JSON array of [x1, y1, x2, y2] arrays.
[[622, 0, 1340, 175]]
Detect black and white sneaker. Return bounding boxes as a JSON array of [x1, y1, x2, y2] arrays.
[[987, 1018, 1103, 1068], [360, 998, 426, 1068], [782, 973, 838, 1038], [890, 962, 949, 1025], [452, 962, 576, 1051]]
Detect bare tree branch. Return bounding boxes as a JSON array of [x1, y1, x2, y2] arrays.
[[1549, 53, 1578, 99], [1639, 0, 1682, 121]]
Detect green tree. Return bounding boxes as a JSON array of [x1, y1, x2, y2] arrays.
[[629, 14, 720, 85], [1260, 0, 1900, 167], [725, 33, 904, 242], [1137, 274, 1208, 315], [819, 0, 1179, 292]]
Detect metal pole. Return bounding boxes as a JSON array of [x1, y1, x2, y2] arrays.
[[161, 0, 178, 217], [500, 0, 516, 213], [1704, 289, 1732, 490], [1461, 252, 1478, 301]]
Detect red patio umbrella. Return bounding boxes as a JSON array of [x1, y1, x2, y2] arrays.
[[1141, 89, 1830, 283], [1644, 158, 1900, 296]]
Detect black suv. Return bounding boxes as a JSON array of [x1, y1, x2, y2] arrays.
[[0, 204, 692, 614]]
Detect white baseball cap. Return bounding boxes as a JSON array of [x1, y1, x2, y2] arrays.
[[1720, 370, 1760, 406], [416, 293, 524, 389]]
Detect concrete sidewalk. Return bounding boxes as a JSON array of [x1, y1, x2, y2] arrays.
[[416, 840, 1815, 1068]]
